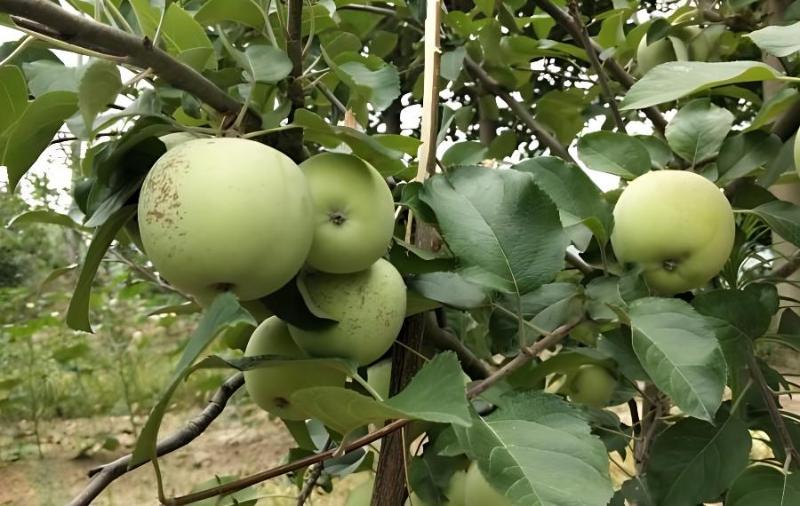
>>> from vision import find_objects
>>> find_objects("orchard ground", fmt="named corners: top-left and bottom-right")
top-left (1, 372), bottom-right (798, 506)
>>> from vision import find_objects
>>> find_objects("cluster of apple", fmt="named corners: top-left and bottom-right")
top-left (137, 137), bottom-right (407, 419)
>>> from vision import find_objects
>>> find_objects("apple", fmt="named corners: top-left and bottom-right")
top-left (794, 128), bottom-right (800, 177)
top-left (289, 258), bottom-right (406, 366)
top-left (464, 462), bottom-right (511, 506)
top-left (345, 475), bottom-right (374, 506)
top-left (610, 170), bottom-right (734, 295)
top-left (367, 359), bottom-right (393, 400)
top-left (243, 317), bottom-right (345, 420)
top-left (444, 469), bottom-right (468, 505)
top-left (300, 153), bottom-right (395, 274)
top-left (567, 364), bottom-right (618, 407)
top-left (138, 138), bottom-right (314, 302)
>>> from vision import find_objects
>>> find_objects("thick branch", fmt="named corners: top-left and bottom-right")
top-left (464, 56), bottom-right (574, 162)
top-left (69, 373), bottom-right (245, 506)
top-left (0, 0), bottom-right (260, 131)
top-left (423, 312), bottom-right (493, 380)
top-left (167, 320), bottom-right (580, 504)
top-left (532, 0), bottom-right (668, 134)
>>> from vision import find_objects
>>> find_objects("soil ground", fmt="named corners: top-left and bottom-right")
top-left (0, 403), bottom-right (359, 506)
top-left (1, 384), bottom-right (798, 506)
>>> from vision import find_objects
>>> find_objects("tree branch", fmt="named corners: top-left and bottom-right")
top-left (567, 0), bottom-right (625, 132)
top-left (0, 0), bottom-right (261, 131)
top-left (423, 312), bottom-right (493, 380)
top-left (747, 351), bottom-right (800, 465)
top-left (69, 373), bottom-right (245, 506)
top-left (165, 320), bottom-right (580, 505)
top-left (463, 56), bottom-right (575, 163)
top-left (531, 0), bottom-right (668, 134)
top-left (295, 440), bottom-right (332, 505)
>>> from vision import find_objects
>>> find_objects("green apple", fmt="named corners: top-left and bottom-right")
top-left (289, 258), bottom-right (406, 366)
top-left (567, 364), bottom-right (617, 407)
top-left (345, 475), bottom-right (374, 506)
top-left (243, 317), bottom-right (345, 420)
top-left (367, 359), bottom-right (393, 400)
top-left (445, 469), bottom-right (468, 505)
top-left (300, 153), bottom-right (395, 274)
top-left (464, 462), bottom-right (511, 506)
top-left (611, 170), bottom-right (735, 295)
top-left (688, 25), bottom-right (725, 62)
top-left (138, 138), bottom-right (314, 302)
top-left (635, 37), bottom-right (676, 76)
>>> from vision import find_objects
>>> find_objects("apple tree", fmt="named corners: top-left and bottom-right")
top-left (2, 0), bottom-right (800, 505)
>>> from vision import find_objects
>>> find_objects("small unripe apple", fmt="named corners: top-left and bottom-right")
top-left (611, 170), bottom-right (735, 295)
top-left (138, 138), bottom-right (314, 302)
top-left (289, 259), bottom-right (406, 366)
top-left (464, 462), bottom-right (511, 506)
top-left (300, 153), bottom-right (395, 274)
top-left (635, 37), bottom-right (677, 76)
top-left (567, 364), bottom-right (618, 407)
top-left (345, 475), bottom-right (374, 506)
top-left (243, 317), bottom-right (345, 420)
top-left (794, 128), bottom-right (800, 176)
top-left (445, 469), bottom-right (468, 505)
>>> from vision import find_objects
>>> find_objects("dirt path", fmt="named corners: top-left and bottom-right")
top-left (0, 404), bottom-right (355, 505)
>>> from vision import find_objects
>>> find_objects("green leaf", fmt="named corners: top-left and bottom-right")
top-left (130, 293), bottom-right (254, 467)
top-left (441, 141), bottom-right (488, 167)
top-left (22, 61), bottom-right (82, 96)
top-left (620, 61), bottom-right (782, 110)
top-left (293, 110), bottom-right (405, 176)
top-left (194, 0), bottom-right (265, 28)
top-left (1, 91), bottom-right (78, 190)
top-left (577, 131), bottom-right (650, 179)
top-left (292, 352), bottom-right (471, 434)
top-left (726, 465), bottom-right (800, 505)
top-left (130, 0), bottom-right (214, 70)
top-left (8, 210), bottom-right (86, 231)
top-left (746, 22), bottom-right (800, 57)
top-left (0, 65), bottom-right (28, 136)
top-left (419, 166), bottom-right (566, 294)
top-left (66, 206), bottom-right (136, 332)
top-left (78, 60), bottom-right (122, 130)
top-left (189, 475), bottom-right (260, 506)
top-left (748, 88), bottom-right (800, 131)
top-left (534, 89), bottom-right (587, 145)
top-left (693, 287), bottom-right (772, 398)
top-left (407, 272), bottom-right (487, 309)
top-left (646, 409), bottom-right (751, 505)
top-left (664, 99), bottom-right (733, 166)
top-left (441, 47), bottom-right (466, 81)
top-left (635, 135), bottom-right (673, 170)
top-left (515, 157), bottom-right (614, 245)
top-left (747, 200), bottom-right (800, 247)
top-left (716, 131), bottom-right (782, 186)
top-left (240, 45), bottom-right (293, 83)
top-left (628, 297), bottom-right (727, 421)
top-left (453, 402), bottom-right (614, 506)
top-left (330, 54), bottom-right (400, 111)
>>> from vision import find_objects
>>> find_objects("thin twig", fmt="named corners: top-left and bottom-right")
top-left (422, 313), bottom-right (493, 380)
top-left (296, 439), bottom-right (332, 505)
top-left (0, 34), bottom-right (33, 66)
top-left (531, 0), bottom-right (668, 134)
top-left (463, 56), bottom-right (575, 162)
top-left (567, 0), bottom-right (625, 132)
top-left (69, 373), bottom-right (245, 506)
top-left (49, 131), bottom-right (121, 145)
top-left (315, 82), bottom-right (347, 115)
top-left (164, 320), bottom-right (580, 505)
top-left (772, 251), bottom-right (800, 280)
